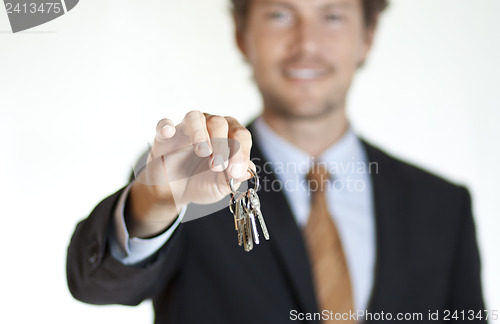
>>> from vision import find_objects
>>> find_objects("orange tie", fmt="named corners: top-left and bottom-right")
top-left (303, 163), bottom-right (354, 322)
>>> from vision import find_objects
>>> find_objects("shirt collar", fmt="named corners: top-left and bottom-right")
top-left (252, 116), bottom-right (367, 180)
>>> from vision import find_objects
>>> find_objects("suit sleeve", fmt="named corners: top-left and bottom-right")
top-left (66, 187), bottom-right (186, 305)
top-left (447, 187), bottom-right (487, 321)
top-left (109, 182), bottom-right (187, 265)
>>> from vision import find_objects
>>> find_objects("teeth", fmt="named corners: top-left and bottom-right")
top-left (285, 69), bottom-right (326, 80)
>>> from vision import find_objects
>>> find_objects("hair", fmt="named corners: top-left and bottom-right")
top-left (231, 0), bottom-right (389, 30)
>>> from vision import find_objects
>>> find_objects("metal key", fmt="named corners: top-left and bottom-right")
top-left (230, 193), bottom-right (246, 247)
top-left (234, 196), bottom-right (244, 246)
top-left (241, 216), bottom-right (248, 249)
top-left (245, 202), bottom-right (260, 245)
top-left (244, 210), bottom-right (254, 252)
top-left (247, 188), bottom-right (270, 241)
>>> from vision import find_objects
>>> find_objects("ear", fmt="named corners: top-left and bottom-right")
top-left (358, 16), bottom-right (379, 68)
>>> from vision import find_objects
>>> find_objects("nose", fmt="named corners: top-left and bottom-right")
top-left (290, 17), bottom-right (320, 58)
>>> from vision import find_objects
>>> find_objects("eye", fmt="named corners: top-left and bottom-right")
top-left (325, 13), bottom-right (343, 22)
top-left (267, 10), bottom-right (291, 21)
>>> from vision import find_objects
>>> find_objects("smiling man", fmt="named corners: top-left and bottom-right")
top-left (242, 0), bottom-right (369, 120)
top-left (67, 0), bottom-right (486, 323)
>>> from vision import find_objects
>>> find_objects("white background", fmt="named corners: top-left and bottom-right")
top-left (1, 0), bottom-right (499, 323)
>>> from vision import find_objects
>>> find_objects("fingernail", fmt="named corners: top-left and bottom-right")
top-left (160, 125), bottom-right (175, 138)
top-left (229, 164), bottom-right (245, 178)
top-left (196, 142), bottom-right (210, 155)
top-left (212, 154), bottom-right (225, 168)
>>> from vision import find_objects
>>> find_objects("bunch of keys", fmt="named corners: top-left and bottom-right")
top-left (228, 168), bottom-right (270, 252)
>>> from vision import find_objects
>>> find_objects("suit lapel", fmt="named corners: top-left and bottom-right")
top-left (247, 121), bottom-right (319, 318)
top-left (360, 139), bottom-right (410, 316)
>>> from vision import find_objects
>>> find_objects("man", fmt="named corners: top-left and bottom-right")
top-left (67, 0), bottom-right (486, 323)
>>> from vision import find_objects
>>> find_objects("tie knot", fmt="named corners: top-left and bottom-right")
top-left (307, 163), bottom-right (330, 192)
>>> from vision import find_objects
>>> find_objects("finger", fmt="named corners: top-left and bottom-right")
top-left (232, 160), bottom-right (255, 183)
top-left (156, 118), bottom-right (176, 139)
top-left (205, 114), bottom-right (230, 172)
top-left (182, 110), bottom-right (212, 157)
top-left (249, 160), bottom-right (257, 176)
top-left (229, 160), bottom-right (257, 194)
top-left (149, 118), bottom-right (178, 161)
top-left (225, 116), bottom-right (252, 179)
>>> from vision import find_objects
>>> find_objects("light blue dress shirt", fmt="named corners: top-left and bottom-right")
top-left (110, 116), bottom-right (376, 311)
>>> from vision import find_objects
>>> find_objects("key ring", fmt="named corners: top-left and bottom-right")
top-left (228, 168), bottom-right (259, 215)
top-left (229, 167), bottom-right (259, 197)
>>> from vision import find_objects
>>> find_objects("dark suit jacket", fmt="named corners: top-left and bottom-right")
top-left (67, 121), bottom-right (486, 323)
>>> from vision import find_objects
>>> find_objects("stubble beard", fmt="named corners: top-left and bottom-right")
top-left (261, 91), bottom-right (341, 122)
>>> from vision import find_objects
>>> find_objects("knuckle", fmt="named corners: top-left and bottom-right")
top-left (224, 116), bottom-right (237, 123)
top-left (230, 127), bottom-right (251, 139)
top-left (206, 115), bottom-right (228, 128)
top-left (185, 110), bottom-right (204, 122)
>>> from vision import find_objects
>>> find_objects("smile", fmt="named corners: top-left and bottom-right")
top-left (283, 68), bottom-right (330, 80)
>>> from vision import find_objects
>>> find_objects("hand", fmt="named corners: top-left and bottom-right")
top-left (127, 111), bottom-right (255, 237)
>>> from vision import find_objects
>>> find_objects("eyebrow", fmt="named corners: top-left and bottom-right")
top-left (321, 2), bottom-right (356, 11)
top-left (259, 1), bottom-right (296, 10)
top-left (258, 1), bottom-right (355, 11)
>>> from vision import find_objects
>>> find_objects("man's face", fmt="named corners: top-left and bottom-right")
top-left (238, 0), bottom-right (374, 120)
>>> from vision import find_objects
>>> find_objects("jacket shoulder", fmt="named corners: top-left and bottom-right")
top-left (360, 138), bottom-right (469, 198)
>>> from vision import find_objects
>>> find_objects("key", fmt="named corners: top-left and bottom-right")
top-left (248, 188), bottom-right (270, 241)
top-left (243, 193), bottom-right (260, 245)
top-left (231, 194), bottom-right (239, 231)
top-left (243, 208), bottom-right (254, 252)
top-left (234, 197), bottom-right (244, 246)
top-left (248, 207), bottom-right (260, 245)
top-left (230, 193), bottom-right (246, 247)
top-left (241, 215), bottom-right (250, 251)
top-left (241, 217), bottom-right (248, 249)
